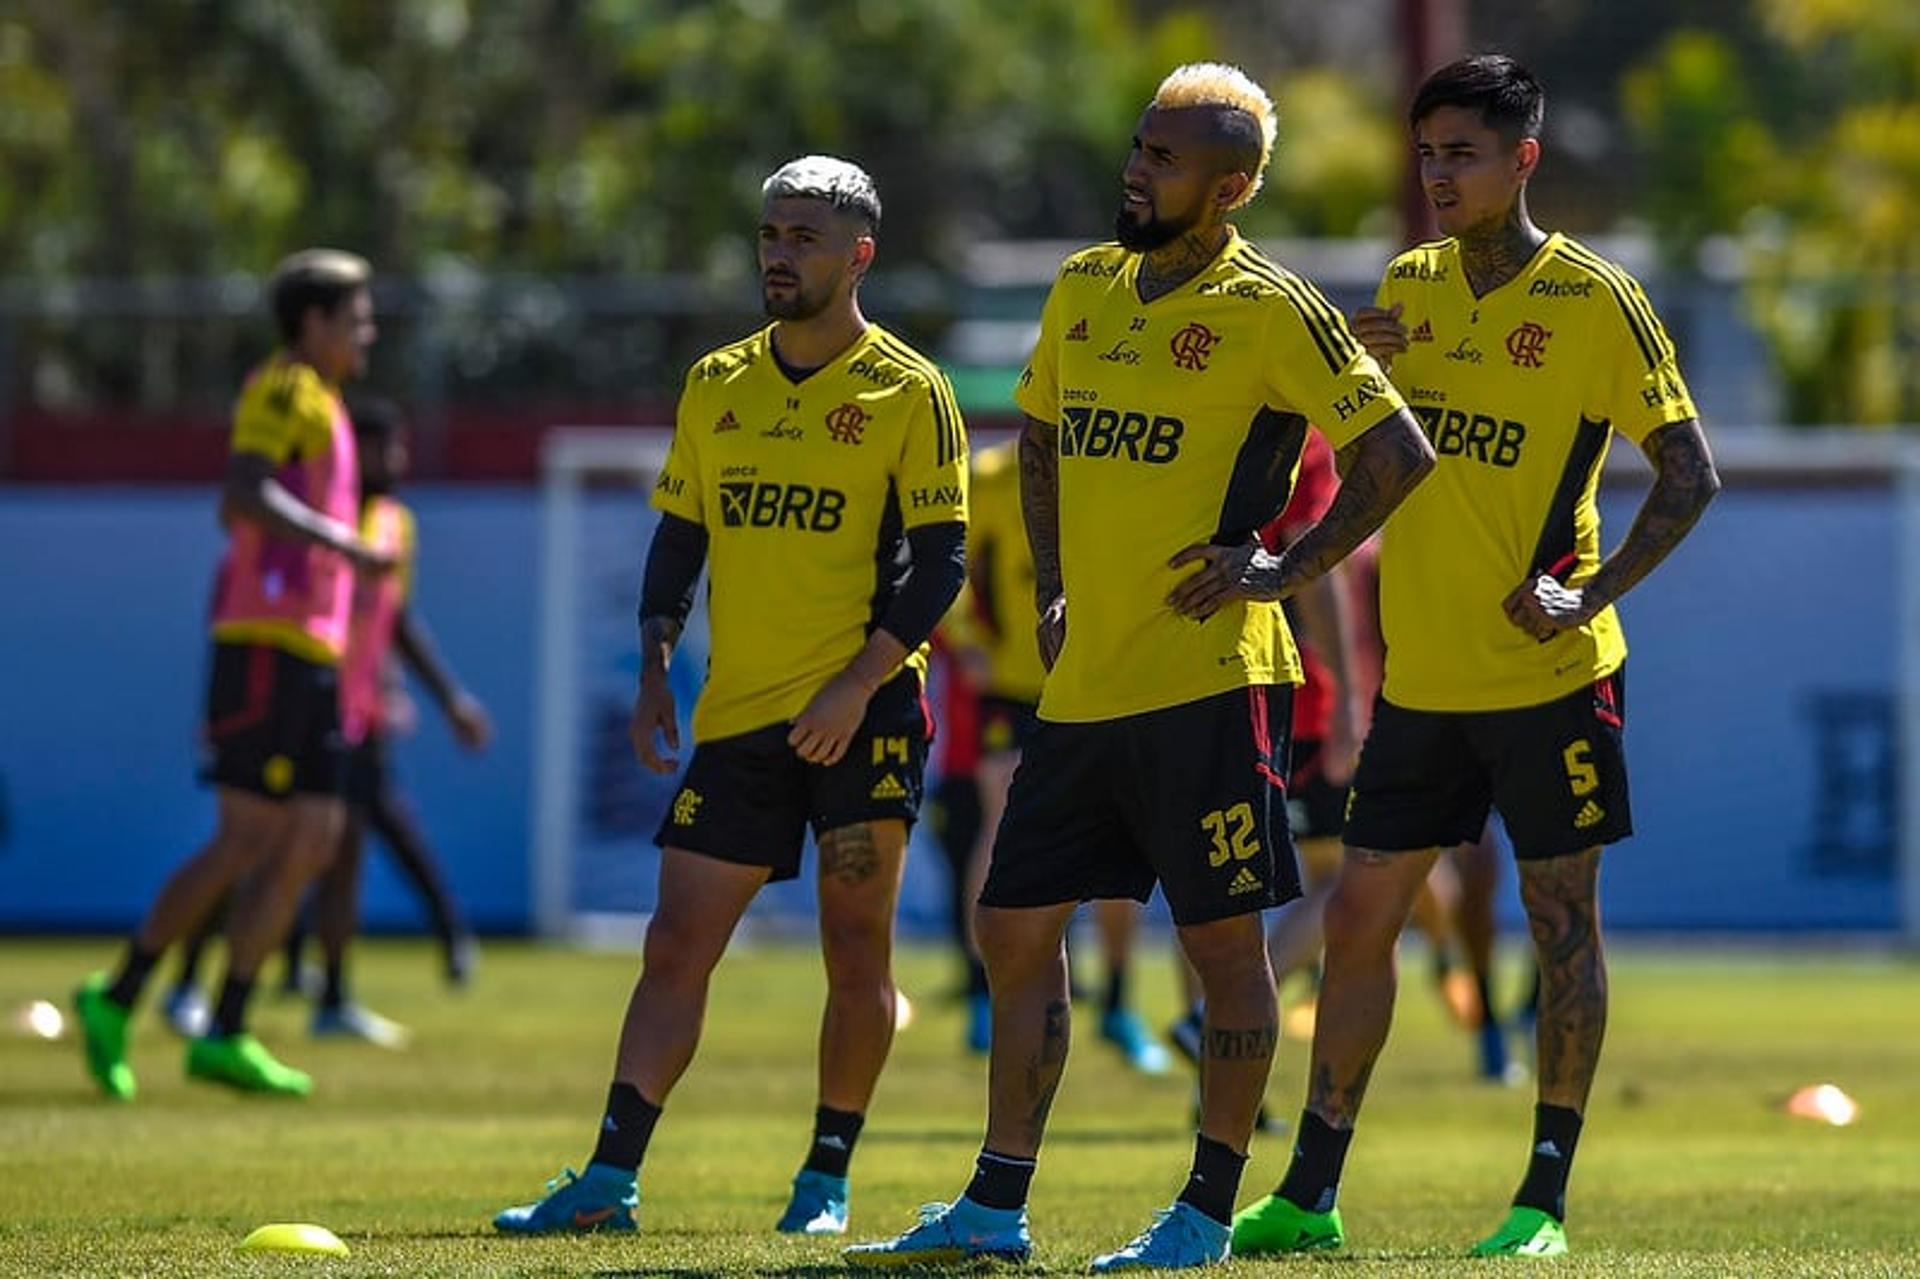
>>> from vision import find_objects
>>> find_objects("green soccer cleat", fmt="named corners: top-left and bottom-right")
top-left (185, 1033), bottom-right (313, 1097)
top-left (73, 973), bottom-right (137, 1102)
top-left (1470, 1206), bottom-right (1568, 1257)
top-left (1229, 1193), bottom-right (1343, 1255)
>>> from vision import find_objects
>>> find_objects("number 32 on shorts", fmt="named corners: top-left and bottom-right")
top-left (1201, 802), bottom-right (1261, 867)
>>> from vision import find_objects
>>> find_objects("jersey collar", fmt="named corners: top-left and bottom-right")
top-left (1122, 226), bottom-right (1245, 305)
top-left (1446, 230), bottom-right (1564, 305)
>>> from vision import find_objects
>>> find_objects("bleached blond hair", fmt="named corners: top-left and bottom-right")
top-left (1150, 62), bottom-right (1278, 209)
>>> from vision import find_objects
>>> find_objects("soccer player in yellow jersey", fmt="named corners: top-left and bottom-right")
top-left (495, 157), bottom-right (969, 1240)
top-left (1231, 56), bottom-right (1721, 1260)
top-left (72, 250), bottom-right (394, 1101)
top-left (852, 64), bottom-right (1434, 1271)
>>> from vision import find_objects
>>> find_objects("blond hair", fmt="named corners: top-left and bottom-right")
top-left (1150, 63), bottom-right (1277, 209)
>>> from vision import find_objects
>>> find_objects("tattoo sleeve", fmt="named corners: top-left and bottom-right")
top-left (1276, 408), bottom-right (1435, 596)
top-left (1581, 419), bottom-right (1719, 610)
top-left (1019, 413), bottom-right (1063, 609)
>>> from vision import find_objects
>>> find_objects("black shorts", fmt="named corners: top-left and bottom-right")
top-left (1287, 737), bottom-right (1348, 841)
top-left (199, 641), bottom-right (348, 799)
top-left (978, 695), bottom-right (1040, 757)
top-left (981, 685), bottom-right (1301, 926)
top-left (1345, 670), bottom-right (1631, 860)
top-left (654, 669), bottom-right (932, 881)
top-left (344, 733), bottom-right (389, 811)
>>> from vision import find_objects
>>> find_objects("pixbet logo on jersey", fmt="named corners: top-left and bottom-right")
top-left (1059, 406), bottom-right (1183, 463)
top-left (718, 482), bottom-right (847, 531)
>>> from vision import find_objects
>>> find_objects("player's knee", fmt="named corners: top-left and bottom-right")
top-left (820, 914), bottom-right (891, 987)
top-left (641, 913), bottom-right (725, 987)
top-left (1323, 880), bottom-right (1402, 956)
top-left (1179, 915), bottom-right (1269, 988)
top-left (974, 906), bottom-right (1061, 979)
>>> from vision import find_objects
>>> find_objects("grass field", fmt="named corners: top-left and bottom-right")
top-left (3, 937), bottom-right (1917, 1276)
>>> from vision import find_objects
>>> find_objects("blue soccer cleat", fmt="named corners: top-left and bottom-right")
top-left (493, 1163), bottom-right (638, 1235)
top-left (1101, 1007), bottom-right (1172, 1075)
top-left (776, 1168), bottom-right (849, 1235)
top-left (1091, 1202), bottom-right (1230, 1271)
top-left (844, 1196), bottom-right (1031, 1266)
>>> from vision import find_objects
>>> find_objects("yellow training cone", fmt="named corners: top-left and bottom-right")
top-left (237, 1223), bottom-right (351, 1256)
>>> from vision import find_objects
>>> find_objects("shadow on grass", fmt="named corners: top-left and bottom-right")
top-left (866, 1127), bottom-right (1181, 1146)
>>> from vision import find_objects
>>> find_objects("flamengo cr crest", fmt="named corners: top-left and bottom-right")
top-left (1505, 322), bottom-right (1552, 368)
top-left (825, 401), bottom-right (869, 444)
top-left (1169, 322), bottom-right (1220, 371)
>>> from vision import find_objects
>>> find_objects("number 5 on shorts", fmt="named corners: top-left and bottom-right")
top-left (1201, 802), bottom-right (1260, 867)
top-left (1563, 739), bottom-right (1599, 797)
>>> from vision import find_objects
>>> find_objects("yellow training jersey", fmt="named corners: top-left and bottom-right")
top-left (1015, 229), bottom-right (1407, 723)
top-left (652, 322), bottom-right (969, 743)
top-left (963, 440), bottom-right (1047, 703)
top-left (1374, 232), bottom-right (1698, 711)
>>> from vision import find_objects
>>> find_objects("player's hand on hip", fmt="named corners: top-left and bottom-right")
top-left (1502, 573), bottom-right (1595, 643)
top-left (449, 693), bottom-right (493, 751)
top-left (1036, 595), bottom-right (1067, 671)
top-left (629, 673), bottom-right (680, 774)
top-left (788, 671), bottom-right (873, 767)
top-left (1350, 302), bottom-right (1407, 370)
top-left (1166, 541), bottom-right (1282, 620)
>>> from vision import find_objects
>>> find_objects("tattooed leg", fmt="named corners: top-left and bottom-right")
top-left (815, 820), bottom-right (910, 1112)
top-left (977, 901), bottom-right (1078, 1157)
top-left (1517, 847), bottom-right (1606, 1112)
top-left (1179, 912), bottom-right (1278, 1152)
top-left (1304, 846), bottom-right (1440, 1127)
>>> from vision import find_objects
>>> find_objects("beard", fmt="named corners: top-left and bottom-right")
top-left (762, 274), bottom-right (833, 321)
top-left (1113, 201), bottom-right (1198, 252)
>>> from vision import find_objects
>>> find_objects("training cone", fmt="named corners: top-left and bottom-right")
top-left (237, 1223), bottom-right (350, 1256)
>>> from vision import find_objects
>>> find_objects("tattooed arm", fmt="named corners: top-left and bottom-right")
top-left (1019, 413), bottom-right (1068, 669)
top-left (1504, 419), bottom-right (1719, 640)
top-left (1166, 408), bottom-right (1434, 620)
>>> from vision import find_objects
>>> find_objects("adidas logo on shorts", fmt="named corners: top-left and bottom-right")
top-left (1228, 866), bottom-right (1263, 897)
top-left (870, 773), bottom-right (908, 801)
top-left (1574, 799), bottom-right (1606, 830)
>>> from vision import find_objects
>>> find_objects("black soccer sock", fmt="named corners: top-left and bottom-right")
top-left (966, 956), bottom-right (990, 997)
top-left (209, 974), bottom-right (255, 1038)
top-left (589, 1082), bottom-right (662, 1174)
top-left (1512, 1104), bottom-right (1583, 1221)
top-left (1275, 1111), bottom-right (1355, 1214)
top-left (801, 1105), bottom-right (865, 1178)
top-left (964, 1148), bottom-right (1036, 1210)
top-left (105, 942), bottom-right (161, 1010)
top-left (1475, 972), bottom-right (1498, 1027)
top-left (320, 958), bottom-right (347, 1012)
top-left (1103, 964), bottom-right (1129, 1016)
top-left (1177, 1134), bottom-right (1247, 1226)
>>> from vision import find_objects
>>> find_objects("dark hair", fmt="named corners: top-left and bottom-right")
top-left (268, 248), bottom-right (371, 345)
top-left (349, 395), bottom-right (404, 443)
top-left (1410, 55), bottom-right (1544, 144)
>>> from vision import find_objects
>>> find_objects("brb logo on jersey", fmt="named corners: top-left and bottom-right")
top-left (1059, 406), bottom-right (1183, 463)
top-left (1169, 322), bottom-right (1220, 371)
top-left (718, 482), bottom-right (846, 531)
top-left (1412, 405), bottom-right (1528, 468)
top-left (825, 402), bottom-right (868, 445)
top-left (1505, 322), bottom-right (1552, 368)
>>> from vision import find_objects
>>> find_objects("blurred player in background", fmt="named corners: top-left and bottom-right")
top-left (494, 155), bottom-right (969, 1240)
top-left (1231, 55), bottom-right (1719, 1259)
top-left (945, 438), bottom-right (1169, 1072)
top-left (923, 631), bottom-right (986, 1016)
top-left (161, 398), bottom-right (492, 1046)
top-left (73, 249), bottom-right (392, 1100)
top-left (852, 63), bottom-right (1432, 1271)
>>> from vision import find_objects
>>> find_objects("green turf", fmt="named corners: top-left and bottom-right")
top-left (3, 938), bottom-right (1917, 1275)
